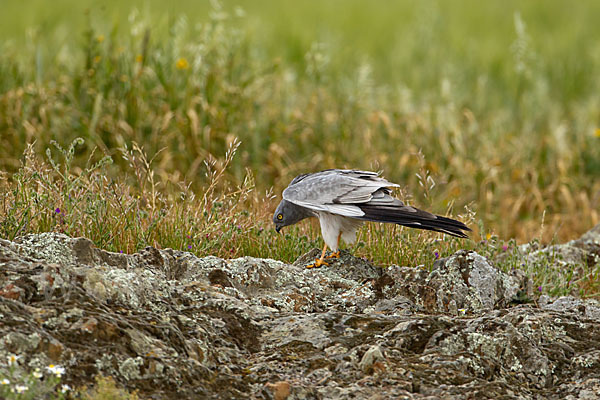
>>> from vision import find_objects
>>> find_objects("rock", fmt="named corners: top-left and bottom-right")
top-left (507, 223), bottom-right (600, 290)
top-left (264, 381), bottom-right (291, 400)
top-left (358, 345), bottom-right (385, 373)
top-left (541, 296), bottom-right (600, 319)
top-left (0, 226), bottom-right (599, 399)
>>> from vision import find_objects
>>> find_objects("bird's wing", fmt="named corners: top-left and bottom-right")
top-left (283, 169), bottom-right (399, 217)
top-left (356, 187), bottom-right (471, 238)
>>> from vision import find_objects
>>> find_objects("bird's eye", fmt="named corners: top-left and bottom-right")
top-left (277, 214), bottom-right (283, 220)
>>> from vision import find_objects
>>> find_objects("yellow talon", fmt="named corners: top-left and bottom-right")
top-left (307, 238), bottom-right (340, 269)
top-left (306, 258), bottom-right (330, 269)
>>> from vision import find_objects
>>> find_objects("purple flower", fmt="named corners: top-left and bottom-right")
top-left (55, 208), bottom-right (61, 214)
top-left (187, 244), bottom-right (192, 249)
top-left (237, 224), bottom-right (242, 230)
top-left (537, 286), bottom-right (542, 292)
top-left (502, 245), bottom-right (508, 251)
top-left (119, 250), bottom-right (123, 254)
top-left (434, 251), bottom-right (440, 259)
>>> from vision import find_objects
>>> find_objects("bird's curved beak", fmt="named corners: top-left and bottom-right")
top-left (276, 226), bottom-right (282, 233)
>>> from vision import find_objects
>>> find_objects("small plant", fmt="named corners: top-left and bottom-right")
top-left (79, 375), bottom-right (138, 400)
top-left (0, 355), bottom-right (70, 400)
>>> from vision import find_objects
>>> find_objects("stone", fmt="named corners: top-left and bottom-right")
top-left (0, 226), bottom-right (599, 398)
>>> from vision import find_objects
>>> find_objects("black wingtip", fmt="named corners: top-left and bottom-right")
top-left (358, 204), bottom-right (471, 238)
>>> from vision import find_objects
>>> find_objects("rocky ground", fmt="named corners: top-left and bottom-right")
top-left (1, 225), bottom-right (600, 399)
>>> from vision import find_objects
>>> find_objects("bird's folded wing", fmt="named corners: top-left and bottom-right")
top-left (283, 169), bottom-right (400, 216)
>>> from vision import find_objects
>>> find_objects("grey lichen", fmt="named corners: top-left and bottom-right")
top-left (118, 357), bottom-right (144, 381)
top-left (1, 224), bottom-right (600, 398)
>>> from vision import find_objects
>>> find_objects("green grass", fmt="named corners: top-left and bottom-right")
top-left (1, 1), bottom-right (599, 297)
top-left (0, 356), bottom-right (137, 400)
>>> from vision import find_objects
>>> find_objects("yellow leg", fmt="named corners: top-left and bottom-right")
top-left (325, 232), bottom-right (342, 259)
top-left (306, 243), bottom-right (330, 269)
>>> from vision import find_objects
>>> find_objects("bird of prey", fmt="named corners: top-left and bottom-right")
top-left (273, 169), bottom-right (470, 268)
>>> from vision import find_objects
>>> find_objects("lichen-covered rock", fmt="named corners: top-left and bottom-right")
top-left (0, 226), bottom-right (599, 399)
top-left (510, 223), bottom-right (600, 289)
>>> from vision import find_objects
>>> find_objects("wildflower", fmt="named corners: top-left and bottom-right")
top-left (32, 368), bottom-right (43, 379)
top-left (47, 364), bottom-right (66, 377)
top-left (61, 384), bottom-right (72, 393)
top-left (7, 354), bottom-right (20, 366)
top-left (502, 245), bottom-right (508, 251)
top-left (1, 378), bottom-right (9, 385)
top-left (93, 55), bottom-right (102, 64)
top-left (595, 128), bottom-right (600, 138)
top-left (434, 251), bottom-right (440, 259)
top-left (176, 57), bottom-right (190, 70)
top-left (55, 208), bottom-right (61, 214)
top-left (96, 34), bottom-right (105, 43)
top-left (486, 233), bottom-right (492, 240)
top-left (15, 385), bottom-right (28, 394)
top-left (187, 244), bottom-right (192, 249)
top-left (537, 286), bottom-right (542, 292)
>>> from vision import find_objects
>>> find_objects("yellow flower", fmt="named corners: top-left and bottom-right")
top-left (15, 385), bottom-right (28, 394)
top-left (93, 55), bottom-right (101, 64)
top-left (47, 364), bottom-right (65, 377)
top-left (486, 233), bottom-right (492, 240)
top-left (135, 54), bottom-right (143, 63)
top-left (7, 354), bottom-right (20, 366)
top-left (96, 34), bottom-right (105, 43)
top-left (176, 57), bottom-right (190, 70)
top-left (595, 128), bottom-right (600, 138)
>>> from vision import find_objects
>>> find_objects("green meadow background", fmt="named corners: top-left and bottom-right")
top-left (1, 0), bottom-right (599, 296)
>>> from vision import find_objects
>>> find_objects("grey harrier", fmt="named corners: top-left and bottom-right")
top-left (273, 169), bottom-right (470, 268)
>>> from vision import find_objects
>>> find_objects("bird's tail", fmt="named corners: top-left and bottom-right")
top-left (357, 204), bottom-right (471, 238)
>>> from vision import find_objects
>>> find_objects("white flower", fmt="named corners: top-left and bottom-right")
top-left (32, 368), bottom-right (43, 379)
top-left (61, 384), bottom-right (72, 393)
top-left (15, 384), bottom-right (28, 393)
top-left (1, 378), bottom-right (9, 385)
top-left (7, 354), bottom-right (20, 366)
top-left (46, 364), bottom-right (66, 377)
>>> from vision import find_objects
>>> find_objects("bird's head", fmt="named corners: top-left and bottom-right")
top-left (273, 199), bottom-right (312, 233)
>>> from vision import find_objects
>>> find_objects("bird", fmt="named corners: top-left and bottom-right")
top-left (273, 169), bottom-right (470, 268)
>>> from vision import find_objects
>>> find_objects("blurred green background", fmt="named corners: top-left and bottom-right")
top-left (3, 0), bottom-right (600, 89)
top-left (1, 0), bottom-right (599, 243)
